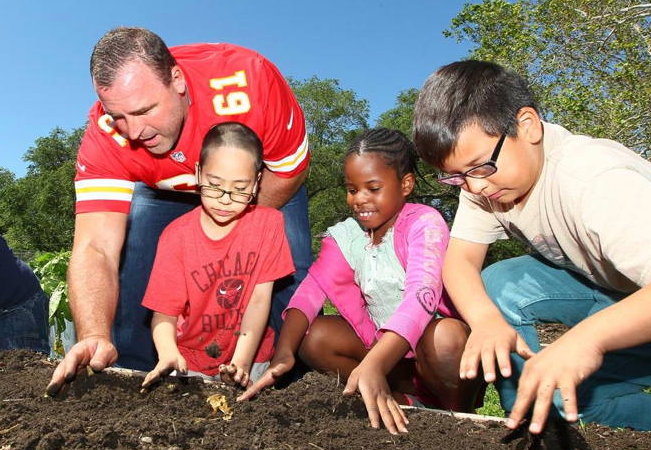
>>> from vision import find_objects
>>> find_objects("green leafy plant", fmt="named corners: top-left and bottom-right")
top-left (31, 250), bottom-right (72, 356)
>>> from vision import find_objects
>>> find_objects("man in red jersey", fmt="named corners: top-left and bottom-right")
top-left (47, 27), bottom-right (311, 392)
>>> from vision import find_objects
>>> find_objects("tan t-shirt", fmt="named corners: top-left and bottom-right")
top-left (451, 122), bottom-right (651, 293)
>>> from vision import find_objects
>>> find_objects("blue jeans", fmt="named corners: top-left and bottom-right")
top-left (0, 288), bottom-right (49, 354)
top-left (113, 183), bottom-right (312, 371)
top-left (482, 254), bottom-right (651, 430)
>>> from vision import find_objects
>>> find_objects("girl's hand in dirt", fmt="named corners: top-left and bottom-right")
top-left (507, 336), bottom-right (603, 434)
top-left (142, 354), bottom-right (188, 389)
top-left (46, 336), bottom-right (117, 396)
top-left (237, 353), bottom-right (295, 401)
top-left (343, 362), bottom-right (408, 435)
top-left (460, 321), bottom-right (535, 383)
top-left (219, 362), bottom-right (250, 388)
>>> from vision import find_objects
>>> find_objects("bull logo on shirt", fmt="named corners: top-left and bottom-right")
top-left (216, 278), bottom-right (244, 309)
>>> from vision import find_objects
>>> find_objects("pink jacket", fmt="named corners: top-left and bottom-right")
top-left (284, 203), bottom-right (459, 354)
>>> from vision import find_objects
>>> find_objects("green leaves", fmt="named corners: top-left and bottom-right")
top-left (31, 250), bottom-right (72, 356)
top-left (447, 0), bottom-right (651, 159)
top-left (0, 126), bottom-right (82, 256)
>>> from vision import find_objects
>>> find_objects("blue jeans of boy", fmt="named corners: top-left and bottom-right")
top-left (113, 183), bottom-right (312, 371)
top-left (0, 288), bottom-right (49, 354)
top-left (482, 254), bottom-right (651, 430)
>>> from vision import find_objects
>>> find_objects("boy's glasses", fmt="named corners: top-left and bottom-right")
top-left (437, 133), bottom-right (507, 186)
top-left (198, 185), bottom-right (255, 204)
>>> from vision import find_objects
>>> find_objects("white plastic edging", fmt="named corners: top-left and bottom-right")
top-left (400, 405), bottom-right (508, 423)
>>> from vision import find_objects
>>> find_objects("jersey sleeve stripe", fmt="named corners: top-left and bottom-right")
top-left (76, 192), bottom-right (134, 202)
top-left (75, 179), bottom-right (136, 189)
top-left (263, 133), bottom-right (309, 173)
top-left (74, 179), bottom-right (135, 203)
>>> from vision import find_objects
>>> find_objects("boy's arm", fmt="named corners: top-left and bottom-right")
top-left (509, 282), bottom-right (651, 434)
top-left (444, 237), bottom-right (534, 382)
top-left (228, 281), bottom-right (274, 383)
top-left (142, 312), bottom-right (186, 388)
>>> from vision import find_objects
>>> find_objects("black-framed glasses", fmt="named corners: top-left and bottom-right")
top-left (437, 133), bottom-right (507, 186)
top-left (198, 184), bottom-right (256, 204)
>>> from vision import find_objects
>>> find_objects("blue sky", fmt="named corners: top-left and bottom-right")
top-left (0, 1), bottom-right (475, 177)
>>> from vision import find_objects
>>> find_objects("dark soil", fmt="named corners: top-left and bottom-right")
top-left (1, 349), bottom-right (650, 450)
top-left (537, 323), bottom-right (571, 346)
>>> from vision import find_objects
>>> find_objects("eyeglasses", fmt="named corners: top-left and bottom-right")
top-left (198, 185), bottom-right (256, 204)
top-left (437, 133), bottom-right (507, 186)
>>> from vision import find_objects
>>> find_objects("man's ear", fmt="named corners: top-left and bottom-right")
top-left (516, 107), bottom-right (543, 145)
top-left (401, 172), bottom-right (416, 197)
top-left (171, 65), bottom-right (186, 95)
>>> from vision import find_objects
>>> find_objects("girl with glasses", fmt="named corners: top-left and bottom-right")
top-left (140, 122), bottom-right (294, 388)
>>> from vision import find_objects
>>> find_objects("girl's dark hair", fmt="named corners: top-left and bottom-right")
top-left (413, 60), bottom-right (539, 169)
top-left (200, 122), bottom-right (263, 172)
top-left (345, 128), bottom-right (418, 178)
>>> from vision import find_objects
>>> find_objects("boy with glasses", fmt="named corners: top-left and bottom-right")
top-left (413, 60), bottom-right (651, 433)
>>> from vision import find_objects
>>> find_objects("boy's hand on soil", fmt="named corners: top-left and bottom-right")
top-left (507, 337), bottom-right (603, 434)
top-left (237, 353), bottom-right (295, 401)
top-left (46, 337), bottom-right (117, 396)
top-left (142, 355), bottom-right (187, 389)
top-left (343, 363), bottom-right (408, 435)
top-left (219, 362), bottom-right (250, 388)
top-left (460, 323), bottom-right (534, 382)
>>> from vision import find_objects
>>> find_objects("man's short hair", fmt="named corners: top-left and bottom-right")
top-left (90, 27), bottom-right (177, 88)
top-left (413, 60), bottom-right (539, 169)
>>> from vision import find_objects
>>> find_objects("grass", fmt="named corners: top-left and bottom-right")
top-left (476, 383), bottom-right (506, 417)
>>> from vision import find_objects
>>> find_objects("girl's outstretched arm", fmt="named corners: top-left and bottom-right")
top-left (237, 308), bottom-right (309, 400)
top-left (343, 331), bottom-right (410, 435)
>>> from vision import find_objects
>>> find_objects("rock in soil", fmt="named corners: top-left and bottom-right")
top-left (1, 349), bottom-right (650, 450)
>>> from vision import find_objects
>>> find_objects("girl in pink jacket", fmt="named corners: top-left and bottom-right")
top-left (241, 128), bottom-right (482, 434)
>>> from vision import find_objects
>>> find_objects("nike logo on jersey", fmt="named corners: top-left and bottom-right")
top-left (77, 162), bottom-right (87, 172)
top-left (287, 109), bottom-right (294, 130)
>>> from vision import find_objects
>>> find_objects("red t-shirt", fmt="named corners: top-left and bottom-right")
top-left (75, 43), bottom-right (309, 214)
top-left (142, 205), bottom-right (294, 375)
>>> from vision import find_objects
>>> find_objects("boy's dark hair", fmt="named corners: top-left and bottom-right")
top-left (91, 27), bottom-right (177, 88)
top-left (413, 60), bottom-right (539, 169)
top-left (345, 128), bottom-right (418, 179)
top-left (200, 122), bottom-right (264, 172)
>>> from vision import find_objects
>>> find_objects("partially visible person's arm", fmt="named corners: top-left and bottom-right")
top-left (257, 166), bottom-right (308, 209)
top-left (443, 237), bottom-right (534, 384)
top-left (46, 211), bottom-right (127, 395)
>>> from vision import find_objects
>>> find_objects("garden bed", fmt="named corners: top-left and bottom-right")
top-left (1, 349), bottom-right (650, 450)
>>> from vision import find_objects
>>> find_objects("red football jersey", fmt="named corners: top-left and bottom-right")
top-left (142, 205), bottom-right (295, 375)
top-left (75, 43), bottom-right (309, 214)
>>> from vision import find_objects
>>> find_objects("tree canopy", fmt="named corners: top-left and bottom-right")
top-left (446, 0), bottom-right (651, 158)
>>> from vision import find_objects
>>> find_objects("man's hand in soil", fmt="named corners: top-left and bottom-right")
top-left (237, 352), bottom-right (295, 401)
top-left (46, 336), bottom-right (117, 396)
top-left (142, 353), bottom-right (188, 389)
top-left (507, 335), bottom-right (603, 434)
top-left (343, 362), bottom-right (408, 435)
top-left (459, 320), bottom-right (534, 383)
top-left (219, 362), bottom-right (251, 388)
